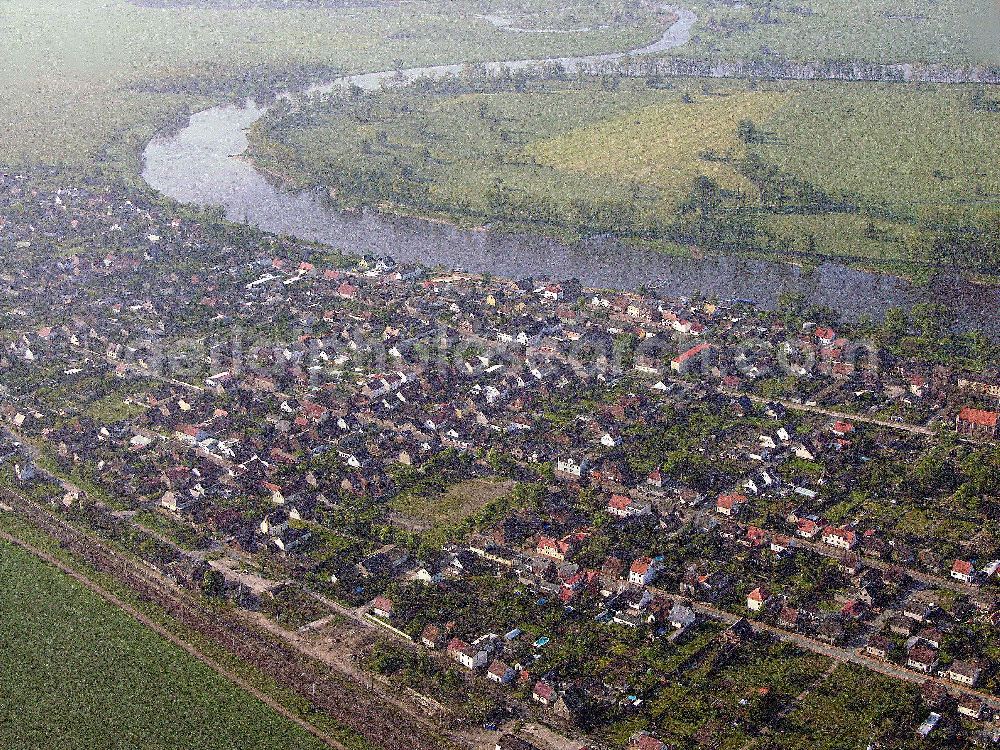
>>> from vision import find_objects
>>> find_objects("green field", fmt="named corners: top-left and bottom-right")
top-left (0, 540), bottom-right (329, 750)
top-left (0, 0), bottom-right (661, 176)
top-left (6, 0), bottom-right (999, 181)
top-left (248, 75), bottom-right (1000, 274)
top-left (678, 0), bottom-right (1000, 65)
top-left (779, 665), bottom-right (925, 750)
top-left (392, 477), bottom-right (516, 530)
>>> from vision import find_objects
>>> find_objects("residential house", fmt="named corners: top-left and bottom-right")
top-left (421, 623), bottom-right (447, 649)
top-left (532, 680), bottom-right (557, 706)
top-left (716, 492), bottom-right (748, 517)
top-left (607, 494), bottom-right (652, 519)
top-left (958, 696), bottom-right (988, 721)
top-left (447, 638), bottom-right (488, 670)
top-left (956, 407), bottom-right (999, 439)
top-left (907, 645), bottom-right (939, 674)
top-left (747, 587), bottom-right (772, 613)
top-left (865, 634), bottom-right (893, 660)
top-left (670, 342), bottom-right (713, 375)
top-left (371, 595), bottom-right (394, 620)
top-left (668, 601), bottom-right (697, 630)
top-left (903, 601), bottom-right (937, 623)
top-left (554, 456), bottom-right (589, 481)
top-left (821, 526), bottom-right (856, 550)
top-left (950, 559), bottom-right (977, 585)
top-left (537, 533), bottom-right (585, 562)
top-left (486, 659), bottom-right (516, 684)
top-left (942, 660), bottom-right (982, 687)
top-left (795, 518), bottom-right (822, 539)
top-left (629, 556), bottom-right (662, 586)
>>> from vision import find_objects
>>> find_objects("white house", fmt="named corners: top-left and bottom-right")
top-left (628, 556), bottom-right (662, 586)
top-left (447, 638), bottom-right (488, 670)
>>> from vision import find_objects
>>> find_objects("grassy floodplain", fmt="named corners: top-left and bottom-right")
top-left (0, 0), bottom-right (663, 176)
top-left (675, 0), bottom-right (1000, 65)
top-left (0, 539), bottom-right (330, 750)
top-left (247, 75), bottom-right (1000, 276)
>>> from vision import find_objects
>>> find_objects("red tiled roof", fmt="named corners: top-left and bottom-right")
top-left (824, 526), bottom-right (856, 544)
top-left (609, 494), bottom-right (632, 510)
top-left (672, 342), bottom-right (712, 364)
top-left (717, 493), bottom-right (747, 509)
top-left (533, 680), bottom-right (556, 700)
top-left (952, 559), bottom-right (974, 575)
top-left (630, 557), bottom-right (652, 574)
top-left (959, 407), bottom-right (999, 428)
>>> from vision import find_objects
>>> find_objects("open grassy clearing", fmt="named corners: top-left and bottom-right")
top-left (777, 665), bottom-right (926, 750)
top-left (392, 477), bottom-right (516, 531)
top-left (7, 0), bottom-right (994, 180)
top-left (524, 89), bottom-right (791, 198)
top-left (249, 76), bottom-right (1000, 274)
top-left (676, 0), bottom-right (1000, 66)
top-left (755, 84), bottom-right (1000, 210)
top-left (0, 0), bottom-right (662, 175)
top-left (0, 539), bottom-right (331, 750)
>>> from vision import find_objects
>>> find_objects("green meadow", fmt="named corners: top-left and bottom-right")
top-left (248, 76), bottom-right (1000, 274)
top-left (6, 0), bottom-right (998, 182)
top-left (677, 0), bottom-right (1000, 65)
top-left (0, 540), bottom-right (330, 750)
top-left (0, 0), bottom-right (661, 176)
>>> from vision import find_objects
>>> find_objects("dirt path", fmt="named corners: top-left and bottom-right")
top-left (743, 394), bottom-right (936, 437)
top-left (679, 596), bottom-right (1000, 711)
top-left (2, 485), bottom-right (451, 750)
top-left (0, 529), bottom-right (349, 750)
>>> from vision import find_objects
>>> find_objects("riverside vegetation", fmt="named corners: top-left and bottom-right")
top-left (1, 0), bottom-right (662, 179)
top-left (247, 73), bottom-right (1000, 279)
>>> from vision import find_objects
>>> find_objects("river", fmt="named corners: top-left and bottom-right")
top-left (141, 5), bottom-right (999, 329)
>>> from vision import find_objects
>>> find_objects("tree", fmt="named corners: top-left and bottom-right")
top-left (201, 569), bottom-right (225, 598)
top-left (879, 307), bottom-right (908, 347)
top-left (910, 302), bottom-right (954, 340)
top-left (737, 118), bottom-right (758, 144)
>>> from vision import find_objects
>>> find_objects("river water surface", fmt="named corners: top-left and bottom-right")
top-left (141, 6), bottom-right (999, 329)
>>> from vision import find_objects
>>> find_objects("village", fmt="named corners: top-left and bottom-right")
top-left (3, 169), bottom-right (1000, 750)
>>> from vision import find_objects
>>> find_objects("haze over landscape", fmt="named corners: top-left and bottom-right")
top-left (3, 2), bottom-right (1000, 749)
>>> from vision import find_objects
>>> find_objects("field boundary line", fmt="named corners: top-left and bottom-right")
top-left (0, 529), bottom-right (348, 750)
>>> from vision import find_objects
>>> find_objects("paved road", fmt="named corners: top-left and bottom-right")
top-left (69, 343), bottom-right (206, 393)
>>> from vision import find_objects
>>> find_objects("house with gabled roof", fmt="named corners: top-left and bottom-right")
top-left (956, 407), bottom-right (999, 438)
top-left (716, 492), bottom-right (747, 517)
top-left (532, 679), bottom-right (557, 706)
top-left (486, 659), bottom-right (515, 684)
top-left (950, 559), bottom-right (977, 585)
top-left (447, 638), bottom-right (488, 670)
top-left (821, 525), bottom-right (856, 550)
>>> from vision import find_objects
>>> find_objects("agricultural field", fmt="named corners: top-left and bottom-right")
top-left (677, 0), bottom-right (1000, 65)
top-left (0, 0), bottom-right (662, 175)
top-left (0, 540), bottom-right (329, 750)
top-left (248, 75), bottom-right (1000, 275)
